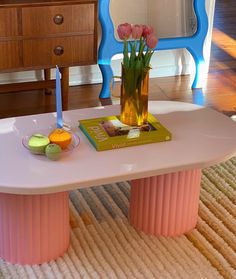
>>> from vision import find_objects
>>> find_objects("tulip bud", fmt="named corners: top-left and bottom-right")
top-left (117, 23), bottom-right (132, 40)
top-left (146, 34), bottom-right (158, 49)
top-left (142, 25), bottom-right (154, 38)
top-left (132, 24), bottom-right (143, 39)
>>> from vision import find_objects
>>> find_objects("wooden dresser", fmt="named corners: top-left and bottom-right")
top-left (0, 0), bottom-right (98, 109)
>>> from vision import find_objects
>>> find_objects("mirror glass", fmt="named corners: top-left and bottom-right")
top-left (110, 0), bottom-right (196, 40)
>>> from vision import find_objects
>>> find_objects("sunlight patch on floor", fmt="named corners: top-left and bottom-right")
top-left (212, 28), bottom-right (236, 59)
top-left (231, 115), bottom-right (236, 121)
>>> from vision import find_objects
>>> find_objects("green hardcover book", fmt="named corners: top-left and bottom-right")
top-left (79, 113), bottom-right (172, 151)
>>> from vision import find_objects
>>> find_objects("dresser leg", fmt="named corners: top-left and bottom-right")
top-left (60, 67), bottom-right (69, 110)
top-left (0, 191), bottom-right (70, 264)
top-left (129, 169), bottom-right (202, 236)
top-left (44, 69), bottom-right (53, 95)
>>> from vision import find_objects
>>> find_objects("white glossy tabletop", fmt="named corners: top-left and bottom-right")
top-left (0, 101), bottom-right (236, 194)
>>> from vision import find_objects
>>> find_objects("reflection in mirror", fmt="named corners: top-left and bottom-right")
top-left (111, 0), bottom-right (196, 40)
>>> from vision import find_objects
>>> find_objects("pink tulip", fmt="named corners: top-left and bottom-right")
top-left (142, 25), bottom-right (154, 38)
top-left (117, 23), bottom-right (132, 40)
top-left (132, 24), bottom-right (143, 39)
top-left (146, 33), bottom-right (158, 49)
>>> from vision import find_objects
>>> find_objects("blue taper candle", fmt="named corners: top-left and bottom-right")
top-left (56, 66), bottom-right (63, 128)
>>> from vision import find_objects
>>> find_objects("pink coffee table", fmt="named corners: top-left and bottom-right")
top-left (0, 101), bottom-right (235, 265)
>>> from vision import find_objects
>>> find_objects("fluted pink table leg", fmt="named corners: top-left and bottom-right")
top-left (0, 191), bottom-right (70, 265)
top-left (129, 169), bottom-right (202, 236)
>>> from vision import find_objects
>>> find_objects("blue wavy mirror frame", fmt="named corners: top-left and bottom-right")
top-left (98, 0), bottom-right (208, 99)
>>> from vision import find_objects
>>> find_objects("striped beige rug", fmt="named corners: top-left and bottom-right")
top-left (0, 157), bottom-right (235, 279)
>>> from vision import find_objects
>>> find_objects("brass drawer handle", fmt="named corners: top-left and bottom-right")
top-left (54, 46), bottom-right (64, 56)
top-left (53, 14), bottom-right (64, 25)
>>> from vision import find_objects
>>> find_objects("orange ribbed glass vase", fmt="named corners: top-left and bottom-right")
top-left (120, 67), bottom-right (149, 126)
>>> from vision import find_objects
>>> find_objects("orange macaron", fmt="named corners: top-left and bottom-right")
top-left (49, 128), bottom-right (72, 149)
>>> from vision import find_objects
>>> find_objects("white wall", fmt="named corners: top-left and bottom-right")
top-left (0, 0), bottom-right (216, 86)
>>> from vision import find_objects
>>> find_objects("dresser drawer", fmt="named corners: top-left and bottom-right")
top-left (0, 41), bottom-right (21, 70)
top-left (23, 35), bottom-right (96, 67)
top-left (0, 8), bottom-right (18, 37)
top-left (22, 4), bottom-right (95, 36)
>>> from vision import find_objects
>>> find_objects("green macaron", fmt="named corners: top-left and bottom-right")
top-left (28, 134), bottom-right (50, 154)
top-left (45, 143), bottom-right (62, 160)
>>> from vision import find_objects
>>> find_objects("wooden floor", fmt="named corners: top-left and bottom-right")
top-left (0, 0), bottom-right (236, 119)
